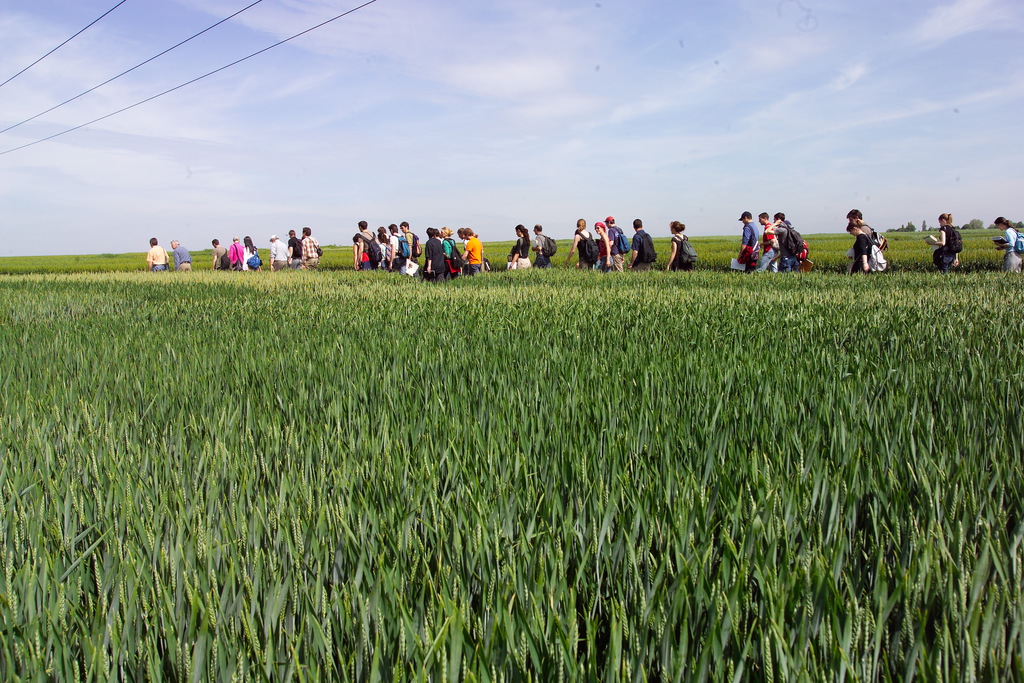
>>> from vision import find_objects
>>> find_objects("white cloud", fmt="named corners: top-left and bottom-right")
top-left (908, 0), bottom-right (1017, 45)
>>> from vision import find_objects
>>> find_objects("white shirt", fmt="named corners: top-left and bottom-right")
top-left (270, 240), bottom-right (289, 262)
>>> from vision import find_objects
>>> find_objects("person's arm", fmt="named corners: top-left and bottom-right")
top-left (666, 240), bottom-right (677, 271)
top-left (565, 235), bottom-right (580, 266)
top-left (353, 242), bottom-right (361, 270)
top-left (602, 233), bottom-right (611, 267)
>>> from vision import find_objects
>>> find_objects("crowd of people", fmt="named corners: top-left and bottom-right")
top-left (144, 210), bottom-right (1024, 275)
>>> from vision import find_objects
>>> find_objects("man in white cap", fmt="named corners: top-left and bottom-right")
top-left (269, 234), bottom-right (289, 271)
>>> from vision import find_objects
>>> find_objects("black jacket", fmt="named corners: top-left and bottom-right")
top-left (424, 237), bottom-right (446, 274)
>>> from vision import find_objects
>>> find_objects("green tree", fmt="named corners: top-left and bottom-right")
top-left (922, 219), bottom-right (929, 231)
top-left (964, 219), bottom-right (985, 230)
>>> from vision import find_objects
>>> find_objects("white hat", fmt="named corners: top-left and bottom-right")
top-left (270, 235), bottom-right (278, 240)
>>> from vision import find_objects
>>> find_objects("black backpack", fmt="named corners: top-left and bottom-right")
top-left (541, 235), bottom-right (558, 257)
top-left (444, 238), bottom-right (464, 271)
top-left (946, 227), bottom-right (963, 254)
top-left (674, 235), bottom-right (698, 266)
top-left (579, 233), bottom-right (599, 264)
top-left (638, 232), bottom-right (657, 263)
top-left (782, 226), bottom-right (804, 258)
top-left (217, 252), bottom-right (231, 270)
top-left (360, 234), bottom-right (382, 267)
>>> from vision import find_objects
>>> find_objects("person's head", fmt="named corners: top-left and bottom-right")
top-left (938, 213), bottom-right (952, 226)
top-left (758, 212), bottom-right (770, 226)
top-left (632, 218), bottom-right (643, 231)
top-left (441, 227), bottom-right (453, 239)
top-left (212, 239), bottom-right (220, 247)
top-left (243, 236), bottom-right (255, 250)
top-left (738, 211), bottom-right (752, 224)
top-left (302, 227), bottom-right (311, 237)
top-left (357, 220), bottom-right (368, 231)
top-left (576, 218), bottom-right (586, 230)
top-left (456, 228), bottom-right (467, 239)
top-left (388, 223), bottom-right (399, 235)
top-left (994, 217), bottom-right (1012, 229)
top-left (846, 209), bottom-right (863, 222)
top-left (594, 221), bottom-right (607, 234)
top-left (270, 235), bottom-right (278, 243)
top-left (149, 237), bottom-right (158, 246)
top-left (233, 236), bottom-right (240, 242)
top-left (605, 216), bottom-right (616, 227)
top-left (377, 226), bottom-right (388, 241)
top-left (426, 227), bottom-right (439, 239)
top-left (846, 222), bottom-right (863, 236)
top-left (533, 224), bottom-right (543, 234)
top-left (288, 229), bottom-right (296, 238)
top-left (670, 221), bottom-right (685, 234)
top-left (400, 221), bottom-right (410, 233)
top-left (514, 224), bottom-right (527, 239)
top-left (774, 212), bottom-right (786, 222)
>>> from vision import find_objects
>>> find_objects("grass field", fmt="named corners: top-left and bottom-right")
top-left (0, 269), bottom-right (1021, 681)
top-left (0, 229), bottom-right (1008, 275)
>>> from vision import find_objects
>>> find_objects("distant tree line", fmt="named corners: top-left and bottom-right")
top-left (887, 218), bottom-right (1022, 232)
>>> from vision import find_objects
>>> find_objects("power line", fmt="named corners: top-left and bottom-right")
top-left (0, 0), bottom-right (130, 90)
top-left (0, 0), bottom-right (380, 157)
top-left (1, 0), bottom-right (267, 136)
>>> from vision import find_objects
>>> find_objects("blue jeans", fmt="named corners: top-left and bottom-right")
top-left (534, 253), bottom-right (551, 268)
top-left (151, 264), bottom-right (168, 272)
top-left (778, 255), bottom-right (800, 272)
top-left (938, 253), bottom-right (956, 273)
top-left (465, 264), bottom-right (482, 275)
top-left (756, 248), bottom-right (778, 272)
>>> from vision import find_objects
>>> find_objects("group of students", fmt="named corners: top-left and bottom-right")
top-left (148, 209), bottom-right (1024, 275)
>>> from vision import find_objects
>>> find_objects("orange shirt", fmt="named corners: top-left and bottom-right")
top-left (465, 237), bottom-right (482, 265)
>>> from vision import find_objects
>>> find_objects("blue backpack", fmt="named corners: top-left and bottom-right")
top-left (1014, 229), bottom-right (1024, 255)
top-left (246, 251), bottom-right (261, 269)
top-left (399, 236), bottom-right (411, 259)
top-left (612, 227), bottom-right (630, 255)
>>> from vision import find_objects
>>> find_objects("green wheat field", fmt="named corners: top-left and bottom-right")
top-left (0, 234), bottom-right (1022, 681)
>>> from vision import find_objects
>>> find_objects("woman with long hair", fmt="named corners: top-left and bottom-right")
top-left (667, 221), bottom-right (695, 271)
top-left (565, 218), bottom-right (598, 269)
top-left (509, 224), bottom-right (531, 269)
top-left (243, 235), bottom-right (260, 271)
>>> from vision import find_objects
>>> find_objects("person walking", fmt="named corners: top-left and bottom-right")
top-left (509, 225), bottom-right (531, 269)
top-left (169, 240), bottom-right (191, 271)
top-left (736, 212), bottom-right (759, 272)
top-left (211, 239), bottom-right (228, 270)
top-left (566, 218), bottom-right (599, 269)
top-left (605, 216), bottom-right (626, 272)
top-left (146, 238), bottom-right (169, 272)
top-left (594, 222), bottom-right (614, 272)
top-left (288, 229), bottom-right (303, 269)
top-left (847, 221), bottom-right (872, 274)
top-left (400, 222), bottom-right (420, 272)
top-left (464, 229), bottom-right (483, 275)
top-left (269, 235), bottom-right (289, 271)
top-left (352, 221), bottom-right (377, 271)
top-left (666, 221), bottom-right (695, 271)
top-left (532, 225), bottom-right (554, 268)
top-left (755, 213), bottom-right (779, 272)
top-left (926, 213), bottom-right (960, 273)
top-left (773, 213), bottom-right (802, 273)
top-left (242, 236), bottom-right (260, 271)
top-left (440, 228), bottom-right (462, 279)
top-left (228, 236), bottom-right (245, 271)
top-left (994, 217), bottom-right (1023, 273)
top-left (423, 227), bottom-right (447, 282)
top-left (301, 227), bottom-right (320, 270)
top-left (629, 219), bottom-right (656, 271)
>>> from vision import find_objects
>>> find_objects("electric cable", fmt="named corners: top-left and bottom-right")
top-left (0, 0), bottom-right (130, 89)
top-left (0, 0), bottom-right (266, 135)
top-left (0, 0), bottom-right (380, 157)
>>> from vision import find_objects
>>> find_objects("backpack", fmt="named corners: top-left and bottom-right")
top-left (612, 228), bottom-right (630, 255)
top-left (399, 235), bottom-right (411, 259)
top-left (246, 251), bottom-right (262, 269)
top-left (411, 233), bottom-right (422, 258)
top-left (868, 245), bottom-right (888, 272)
top-left (444, 238), bottom-right (464, 272)
top-left (781, 226), bottom-right (805, 259)
top-left (677, 236), bottom-right (698, 264)
top-left (218, 252), bottom-right (231, 270)
top-left (579, 232), bottom-right (599, 264)
top-left (637, 231), bottom-right (657, 263)
top-left (945, 226), bottom-right (963, 254)
top-left (1013, 229), bottom-right (1024, 255)
top-left (360, 234), bottom-right (382, 267)
top-left (541, 235), bottom-right (558, 257)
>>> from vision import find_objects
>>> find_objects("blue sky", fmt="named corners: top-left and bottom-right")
top-left (1, 0), bottom-right (1022, 256)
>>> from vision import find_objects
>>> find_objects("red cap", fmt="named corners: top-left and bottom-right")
top-left (595, 222), bottom-right (606, 229)
top-left (605, 216), bottom-right (615, 224)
